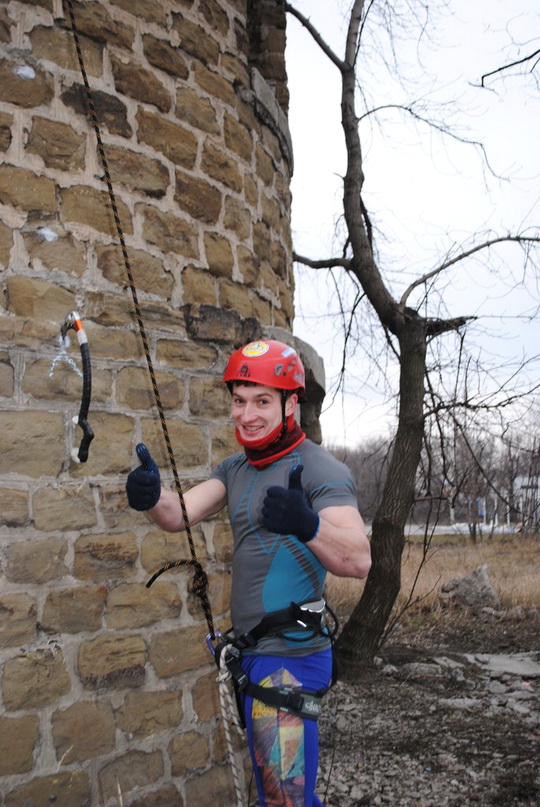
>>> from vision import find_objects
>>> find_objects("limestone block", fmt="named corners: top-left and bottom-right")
top-left (22, 222), bottom-right (87, 276)
top-left (440, 564), bottom-right (501, 610)
top-left (116, 366), bottom-right (184, 411)
top-left (182, 302), bottom-right (241, 343)
top-left (111, 53), bottom-right (171, 112)
top-left (0, 57), bottom-right (54, 108)
top-left (171, 14), bottom-right (220, 67)
top-left (192, 670), bottom-right (220, 722)
top-left (209, 423), bottom-right (239, 465)
top-left (174, 170), bottom-right (222, 224)
top-left (0, 217), bottom-right (13, 265)
top-left (255, 141), bottom-right (275, 186)
top-left (26, 117), bottom-right (86, 171)
top-left (82, 321), bottom-right (141, 360)
top-left (105, 145), bottom-right (169, 198)
top-left (4, 771), bottom-right (90, 807)
top-left (98, 483), bottom-right (141, 530)
top-left (32, 484), bottom-right (97, 531)
top-left (0, 314), bottom-right (57, 349)
top-left (169, 729), bottom-right (209, 776)
top-left (74, 532), bottom-right (138, 581)
top-left (3, 648), bottom-right (71, 711)
top-left (78, 634), bottom-right (146, 689)
top-left (200, 0), bottom-right (230, 37)
top-left (148, 624), bottom-right (209, 677)
top-left (140, 527), bottom-right (208, 576)
top-left (0, 164), bottom-right (56, 213)
top-left (115, 689), bottom-right (183, 738)
top-left (180, 264), bottom-right (218, 305)
top-left (25, 357), bottom-right (112, 405)
top-left (140, 203), bottom-right (199, 257)
top-left (51, 700), bottom-right (115, 763)
top-left (0, 486), bottom-right (28, 526)
top-left (129, 785), bottom-right (184, 807)
top-left (142, 34), bottom-right (189, 80)
top-left (111, 0), bottom-right (168, 26)
top-left (224, 113), bottom-right (253, 163)
top-left (0, 714), bottom-right (39, 775)
top-left (222, 51), bottom-right (250, 86)
top-left (64, 0), bottom-right (134, 49)
top-left (224, 196), bottom-right (251, 240)
top-left (193, 61), bottom-right (236, 106)
top-left (60, 184), bottom-right (132, 236)
top-left (0, 593), bottom-right (36, 648)
top-left (184, 764), bottom-right (237, 806)
top-left (6, 536), bottom-right (68, 585)
top-left (261, 192), bottom-right (282, 231)
top-left (203, 232), bottom-right (234, 278)
top-left (6, 276), bottom-right (75, 322)
top-left (175, 86), bottom-right (219, 134)
top-left (0, 109), bottom-right (13, 152)
top-left (0, 352), bottom-right (14, 396)
top-left (29, 25), bottom-right (102, 76)
top-left (98, 749), bottom-right (164, 804)
top-left (141, 417), bottom-right (208, 469)
top-left (219, 279), bottom-right (255, 318)
top-left (61, 83), bottom-right (132, 138)
top-left (201, 142), bottom-right (243, 192)
top-left (97, 243), bottom-right (173, 297)
top-left (84, 290), bottom-right (136, 326)
top-left (41, 585), bottom-right (106, 634)
top-left (189, 375), bottom-right (229, 418)
top-left (137, 108), bottom-right (198, 168)
top-left (0, 7), bottom-right (12, 43)
top-left (155, 337), bottom-right (218, 369)
top-left (237, 244), bottom-right (260, 285)
top-left (106, 581), bottom-right (182, 629)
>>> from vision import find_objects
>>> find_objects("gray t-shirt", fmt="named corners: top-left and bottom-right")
top-left (210, 439), bottom-right (358, 655)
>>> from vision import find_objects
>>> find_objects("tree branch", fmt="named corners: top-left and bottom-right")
top-left (400, 235), bottom-right (540, 307)
top-left (284, 3), bottom-right (346, 72)
top-left (293, 252), bottom-right (352, 271)
top-left (481, 48), bottom-right (540, 87)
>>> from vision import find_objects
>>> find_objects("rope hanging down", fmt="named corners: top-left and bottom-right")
top-left (61, 311), bottom-right (94, 463)
top-left (65, 0), bottom-right (215, 639)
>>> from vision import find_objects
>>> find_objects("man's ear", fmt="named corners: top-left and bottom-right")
top-left (285, 392), bottom-right (298, 416)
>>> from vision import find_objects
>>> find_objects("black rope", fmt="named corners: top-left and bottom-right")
top-left (65, 0), bottom-right (215, 638)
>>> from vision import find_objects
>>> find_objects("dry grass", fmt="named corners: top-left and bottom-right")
top-left (326, 535), bottom-right (540, 618)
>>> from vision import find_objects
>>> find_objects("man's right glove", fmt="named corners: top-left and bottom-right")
top-left (126, 443), bottom-right (161, 511)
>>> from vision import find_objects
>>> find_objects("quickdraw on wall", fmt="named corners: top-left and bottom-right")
top-left (50, 310), bottom-right (94, 464)
top-left (65, 0), bottom-right (215, 640)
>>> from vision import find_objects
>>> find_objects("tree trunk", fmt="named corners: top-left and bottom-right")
top-left (336, 315), bottom-right (427, 675)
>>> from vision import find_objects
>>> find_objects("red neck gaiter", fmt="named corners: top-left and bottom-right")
top-left (235, 414), bottom-right (306, 467)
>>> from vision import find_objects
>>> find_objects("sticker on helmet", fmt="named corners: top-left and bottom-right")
top-left (281, 347), bottom-right (296, 358)
top-left (237, 363), bottom-right (251, 378)
top-left (242, 341), bottom-right (270, 357)
top-left (274, 363), bottom-right (284, 376)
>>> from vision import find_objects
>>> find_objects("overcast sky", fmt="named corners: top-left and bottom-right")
top-left (285, 0), bottom-right (540, 445)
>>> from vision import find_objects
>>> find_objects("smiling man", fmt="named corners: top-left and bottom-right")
top-left (126, 339), bottom-right (371, 807)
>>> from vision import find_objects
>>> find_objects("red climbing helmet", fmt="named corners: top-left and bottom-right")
top-left (223, 339), bottom-right (306, 394)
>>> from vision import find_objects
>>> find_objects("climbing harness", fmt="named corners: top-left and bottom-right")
top-left (209, 598), bottom-right (338, 720)
top-left (58, 311), bottom-right (94, 463)
top-left (65, 0), bottom-right (214, 638)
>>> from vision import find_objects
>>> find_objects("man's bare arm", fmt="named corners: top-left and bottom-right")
top-left (308, 505), bottom-right (371, 579)
top-left (148, 478), bottom-right (227, 532)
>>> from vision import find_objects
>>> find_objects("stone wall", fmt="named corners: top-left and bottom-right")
top-left (0, 1), bottom-right (319, 804)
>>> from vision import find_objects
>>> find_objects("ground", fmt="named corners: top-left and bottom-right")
top-left (318, 610), bottom-right (540, 807)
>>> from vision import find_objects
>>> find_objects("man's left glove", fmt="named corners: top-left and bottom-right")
top-left (126, 443), bottom-right (161, 511)
top-left (262, 465), bottom-right (320, 543)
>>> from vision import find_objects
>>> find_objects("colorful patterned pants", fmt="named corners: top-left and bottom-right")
top-left (239, 648), bottom-right (333, 807)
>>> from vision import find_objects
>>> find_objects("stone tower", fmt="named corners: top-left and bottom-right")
top-left (0, 0), bottom-right (326, 804)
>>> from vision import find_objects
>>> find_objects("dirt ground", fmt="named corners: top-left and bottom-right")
top-left (317, 610), bottom-right (540, 807)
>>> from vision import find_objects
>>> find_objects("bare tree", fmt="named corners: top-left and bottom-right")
top-left (285, 0), bottom-right (540, 673)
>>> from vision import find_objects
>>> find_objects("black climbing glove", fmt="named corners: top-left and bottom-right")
top-left (126, 443), bottom-right (161, 511)
top-left (262, 465), bottom-right (320, 543)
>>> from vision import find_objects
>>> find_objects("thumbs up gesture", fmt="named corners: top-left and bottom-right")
top-left (262, 465), bottom-right (320, 543)
top-left (126, 443), bottom-right (162, 511)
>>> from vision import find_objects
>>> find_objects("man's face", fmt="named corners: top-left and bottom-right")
top-left (230, 384), bottom-right (296, 443)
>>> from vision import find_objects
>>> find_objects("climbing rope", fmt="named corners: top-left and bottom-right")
top-left (217, 647), bottom-right (248, 807)
top-left (65, 0), bottom-right (214, 638)
top-left (61, 311), bottom-right (94, 463)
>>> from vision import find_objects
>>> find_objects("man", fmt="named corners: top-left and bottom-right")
top-left (127, 339), bottom-right (371, 806)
